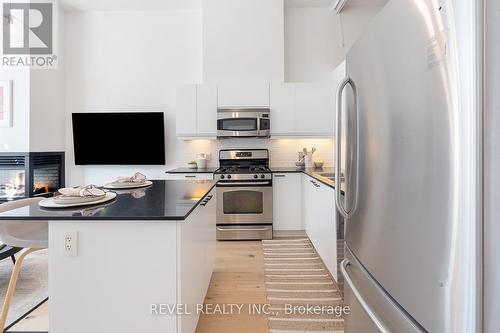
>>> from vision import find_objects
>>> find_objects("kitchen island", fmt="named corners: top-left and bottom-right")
top-left (0, 180), bottom-right (217, 333)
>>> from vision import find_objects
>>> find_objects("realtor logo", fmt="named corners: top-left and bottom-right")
top-left (3, 2), bottom-right (52, 54)
top-left (2, 1), bottom-right (57, 68)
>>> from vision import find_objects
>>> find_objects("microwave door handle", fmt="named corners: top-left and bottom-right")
top-left (257, 115), bottom-right (261, 136)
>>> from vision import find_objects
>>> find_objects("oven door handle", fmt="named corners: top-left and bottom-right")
top-left (217, 181), bottom-right (271, 187)
top-left (217, 226), bottom-right (271, 232)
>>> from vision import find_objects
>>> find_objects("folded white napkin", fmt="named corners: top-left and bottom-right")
top-left (116, 172), bottom-right (147, 184)
top-left (58, 185), bottom-right (106, 197)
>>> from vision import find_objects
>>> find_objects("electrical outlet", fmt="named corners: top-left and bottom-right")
top-left (64, 231), bottom-right (78, 257)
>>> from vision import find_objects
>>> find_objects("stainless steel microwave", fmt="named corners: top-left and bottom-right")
top-left (217, 108), bottom-right (270, 138)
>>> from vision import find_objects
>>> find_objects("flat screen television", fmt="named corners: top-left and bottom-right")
top-left (72, 112), bottom-right (166, 165)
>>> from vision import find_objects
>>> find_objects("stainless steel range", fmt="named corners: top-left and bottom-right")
top-left (215, 149), bottom-right (273, 240)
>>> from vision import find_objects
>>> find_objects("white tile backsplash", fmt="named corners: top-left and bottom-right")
top-left (175, 138), bottom-right (334, 169)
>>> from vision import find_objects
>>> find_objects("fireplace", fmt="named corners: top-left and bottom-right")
top-left (0, 152), bottom-right (65, 202)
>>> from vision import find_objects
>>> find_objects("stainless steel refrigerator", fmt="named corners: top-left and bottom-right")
top-left (335, 0), bottom-right (482, 332)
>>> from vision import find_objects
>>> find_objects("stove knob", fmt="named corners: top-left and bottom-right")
top-left (260, 174), bottom-right (265, 179)
top-left (254, 174), bottom-right (258, 179)
top-left (227, 175), bottom-right (232, 179)
top-left (220, 175), bottom-right (225, 179)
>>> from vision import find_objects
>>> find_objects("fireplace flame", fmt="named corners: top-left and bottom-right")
top-left (34, 182), bottom-right (50, 193)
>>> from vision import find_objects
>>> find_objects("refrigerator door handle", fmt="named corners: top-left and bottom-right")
top-left (341, 259), bottom-right (390, 333)
top-left (335, 77), bottom-right (358, 219)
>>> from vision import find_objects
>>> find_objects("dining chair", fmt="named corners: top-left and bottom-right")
top-left (0, 198), bottom-right (47, 330)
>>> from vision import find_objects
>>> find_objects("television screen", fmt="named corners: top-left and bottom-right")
top-left (72, 112), bottom-right (166, 165)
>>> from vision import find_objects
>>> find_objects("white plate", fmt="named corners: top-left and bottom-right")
top-left (103, 180), bottom-right (152, 189)
top-left (39, 192), bottom-right (117, 208)
top-left (54, 194), bottom-right (106, 205)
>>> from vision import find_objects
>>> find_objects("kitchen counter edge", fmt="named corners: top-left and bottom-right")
top-left (0, 180), bottom-right (217, 221)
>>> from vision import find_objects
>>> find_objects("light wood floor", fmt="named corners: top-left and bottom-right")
top-left (7, 241), bottom-right (269, 333)
top-left (196, 241), bottom-right (268, 333)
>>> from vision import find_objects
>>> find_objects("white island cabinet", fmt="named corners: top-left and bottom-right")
top-left (272, 173), bottom-right (303, 234)
top-left (48, 188), bottom-right (216, 333)
top-left (302, 174), bottom-right (338, 281)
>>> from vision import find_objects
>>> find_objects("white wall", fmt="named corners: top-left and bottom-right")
top-left (30, 9), bottom-right (66, 152)
top-left (0, 67), bottom-right (30, 152)
top-left (26, 2), bottom-right (382, 186)
top-left (285, 7), bottom-right (338, 82)
top-left (284, 5), bottom-right (383, 82)
top-left (340, 5), bottom-right (384, 51)
top-left (63, 10), bottom-right (202, 185)
top-left (202, 0), bottom-right (285, 82)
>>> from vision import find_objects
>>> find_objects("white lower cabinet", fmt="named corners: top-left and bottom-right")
top-left (273, 173), bottom-right (302, 232)
top-left (302, 174), bottom-right (338, 281)
top-left (178, 190), bottom-right (216, 333)
top-left (167, 173), bottom-right (214, 181)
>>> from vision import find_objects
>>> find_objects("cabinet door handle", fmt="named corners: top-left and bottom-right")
top-left (200, 194), bottom-right (213, 206)
top-left (310, 180), bottom-right (320, 188)
top-left (184, 175), bottom-right (196, 178)
top-left (274, 174), bottom-right (286, 178)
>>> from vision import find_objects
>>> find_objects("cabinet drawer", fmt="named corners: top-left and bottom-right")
top-left (168, 173), bottom-right (213, 180)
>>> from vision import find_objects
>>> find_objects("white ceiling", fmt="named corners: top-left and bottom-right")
top-left (60, 0), bottom-right (201, 11)
top-left (284, 0), bottom-right (332, 8)
top-left (347, 0), bottom-right (388, 6)
top-left (60, 0), bottom-right (388, 12)
top-left (284, 0), bottom-right (388, 9)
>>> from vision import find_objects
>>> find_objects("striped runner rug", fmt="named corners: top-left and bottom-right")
top-left (262, 238), bottom-right (344, 333)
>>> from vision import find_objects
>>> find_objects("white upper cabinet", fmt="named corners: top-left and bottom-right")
top-left (295, 82), bottom-right (335, 136)
top-left (176, 84), bottom-right (217, 138)
top-left (177, 81), bottom-right (337, 138)
top-left (217, 82), bottom-right (270, 107)
top-left (269, 83), bottom-right (295, 136)
top-left (176, 84), bottom-right (197, 136)
top-left (196, 84), bottom-right (217, 137)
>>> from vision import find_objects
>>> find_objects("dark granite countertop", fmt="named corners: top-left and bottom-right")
top-left (166, 167), bottom-right (219, 174)
top-left (168, 166), bottom-right (343, 191)
top-left (0, 180), bottom-right (216, 221)
top-left (271, 167), bottom-right (343, 191)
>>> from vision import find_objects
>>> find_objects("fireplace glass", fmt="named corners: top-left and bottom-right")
top-left (33, 165), bottom-right (61, 196)
top-left (0, 168), bottom-right (26, 201)
top-left (0, 152), bottom-right (64, 202)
